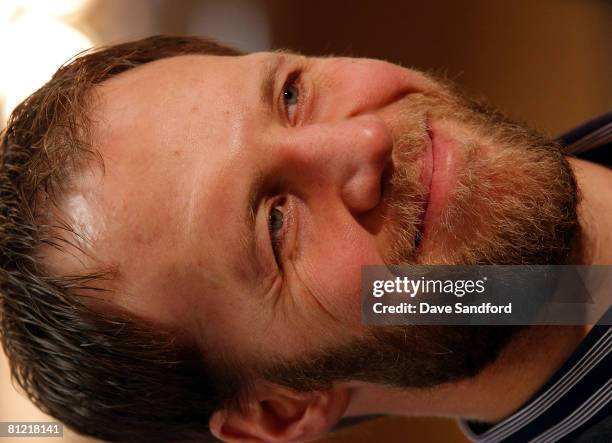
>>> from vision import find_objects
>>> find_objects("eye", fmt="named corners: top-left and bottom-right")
top-left (281, 73), bottom-right (300, 124)
top-left (268, 198), bottom-right (286, 266)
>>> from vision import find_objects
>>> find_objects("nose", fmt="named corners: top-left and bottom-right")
top-left (272, 114), bottom-right (393, 215)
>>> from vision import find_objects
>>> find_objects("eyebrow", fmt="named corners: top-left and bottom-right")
top-left (239, 168), bottom-right (267, 277)
top-left (259, 50), bottom-right (292, 107)
top-left (238, 51), bottom-right (294, 277)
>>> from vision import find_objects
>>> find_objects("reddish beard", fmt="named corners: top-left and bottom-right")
top-left (259, 80), bottom-right (580, 392)
top-left (384, 88), bottom-right (580, 266)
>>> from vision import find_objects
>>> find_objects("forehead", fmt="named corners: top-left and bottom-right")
top-left (94, 54), bottom-right (252, 144)
top-left (59, 54), bottom-right (268, 323)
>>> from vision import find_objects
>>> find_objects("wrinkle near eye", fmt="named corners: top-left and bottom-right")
top-left (284, 258), bottom-right (342, 326)
top-left (260, 270), bottom-right (283, 306)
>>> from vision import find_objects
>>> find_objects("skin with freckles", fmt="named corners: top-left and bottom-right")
top-left (41, 51), bottom-right (606, 442)
top-left (49, 53), bottom-right (442, 361)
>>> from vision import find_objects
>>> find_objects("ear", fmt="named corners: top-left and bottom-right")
top-left (209, 382), bottom-right (352, 443)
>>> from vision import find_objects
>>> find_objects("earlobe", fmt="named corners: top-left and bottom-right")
top-left (209, 408), bottom-right (263, 443)
top-left (208, 385), bottom-right (352, 443)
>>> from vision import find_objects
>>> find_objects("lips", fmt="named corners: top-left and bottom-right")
top-left (378, 98), bottom-right (458, 260)
top-left (415, 126), bottom-right (434, 249)
top-left (416, 119), bottom-right (458, 253)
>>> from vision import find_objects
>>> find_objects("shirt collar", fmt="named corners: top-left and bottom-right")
top-left (459, 310), bottom-right (611, 442)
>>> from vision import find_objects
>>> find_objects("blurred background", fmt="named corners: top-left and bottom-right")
top-left (0, 0), bottom-right (611, 442)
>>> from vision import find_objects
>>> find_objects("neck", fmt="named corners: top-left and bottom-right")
top-left (344, 325), bottom-right (587, 421)
top-left (569, 157), bottom-right (612, 265)
top-left (344, 157), bottom-right (611, 422)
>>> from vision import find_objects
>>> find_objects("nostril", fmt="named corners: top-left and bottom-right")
top-left (352, 156), bottom-right (394, 232)
top-left (332, 113), bottom-right (394, 218)
top-left (343, 156), bottom-right (393, 222)
top-left (380, 158), bottom-right (395, 201)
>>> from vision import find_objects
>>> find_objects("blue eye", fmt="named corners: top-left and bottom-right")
top-left (282, 76), bottom-right (300, 122)
top-left (268, 203), bottom-right (285, 265)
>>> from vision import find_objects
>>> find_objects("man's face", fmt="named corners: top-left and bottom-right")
top-left (51, 52), bottom-right (578, 386)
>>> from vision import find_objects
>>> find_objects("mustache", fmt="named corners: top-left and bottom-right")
top-left (381, 93), bottom-right (439, 265)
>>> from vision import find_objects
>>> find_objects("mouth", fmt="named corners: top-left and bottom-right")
top-left (414, 125), bottom-right (434, 251)
top-left (380, 119), bottom-right (435, 258)
top-left (379, 111), bottom-right (458, 262)
top-left (415, 119), bottom-right (458, 255)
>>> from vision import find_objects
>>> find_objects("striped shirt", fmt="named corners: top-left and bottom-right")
top-left (561, 111), bottom-right (612, 161)
top-left (460, 112), bottom-right (612, 442)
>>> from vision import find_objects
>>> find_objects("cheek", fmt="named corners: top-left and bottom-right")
top-left (295, 223), bottom-right (385, 326)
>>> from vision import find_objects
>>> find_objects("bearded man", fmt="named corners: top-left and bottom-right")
top-left (0, 35), bottom-right (610, 443)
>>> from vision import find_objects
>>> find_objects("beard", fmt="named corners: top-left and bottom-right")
top-left (382, 85), bottom-right (580, 266)
top-left (258, 77), bottom-right (581, 392)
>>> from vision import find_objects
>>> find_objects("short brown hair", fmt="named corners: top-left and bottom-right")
top-left (0, 36), bottom-right (243, 443)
